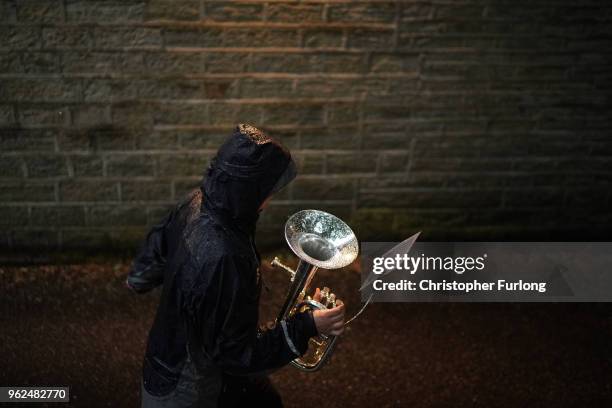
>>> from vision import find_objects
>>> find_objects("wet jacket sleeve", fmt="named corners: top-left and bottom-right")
top-left (126, 208), bottom-right (176, 294)
top-left (201, 255), bottom-right (319, 375)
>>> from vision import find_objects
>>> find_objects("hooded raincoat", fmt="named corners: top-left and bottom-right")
top-left (127, 124), bottom-right (317, 407)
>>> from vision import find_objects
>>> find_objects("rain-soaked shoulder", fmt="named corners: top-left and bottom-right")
top-left (181, 211), bottom-right (245, 266)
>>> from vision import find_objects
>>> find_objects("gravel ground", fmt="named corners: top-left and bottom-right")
top-left (1, 254), bottom-right (612, 407)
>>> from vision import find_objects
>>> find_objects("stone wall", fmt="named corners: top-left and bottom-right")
top-left (1, 1), bottom-right (610, 251)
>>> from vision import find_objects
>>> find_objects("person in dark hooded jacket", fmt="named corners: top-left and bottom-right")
top-left (127, 124), bottom-right (346, 407)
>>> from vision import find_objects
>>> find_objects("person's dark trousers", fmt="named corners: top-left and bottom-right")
top-left (141, 356), bottom-right (282, 408)
top-left (218, 374), bottom-right (283, 408)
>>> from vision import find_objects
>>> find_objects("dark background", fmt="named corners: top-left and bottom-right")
top-left (1, 1), bottom-right (612, 407)
top-left (2, 259), bottom-right (612, 407)
top-left (1, 0), bottom-right (611, 251)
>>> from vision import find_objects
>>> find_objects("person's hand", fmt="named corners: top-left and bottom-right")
top-left (311, 287), bottom-right (345, 336)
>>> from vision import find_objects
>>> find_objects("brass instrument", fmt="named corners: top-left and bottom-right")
top-left (271, 209), bottom-right (359, 371)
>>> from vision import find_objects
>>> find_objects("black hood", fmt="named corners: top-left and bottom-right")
top-left (200, 124), bottom-right (297, 234)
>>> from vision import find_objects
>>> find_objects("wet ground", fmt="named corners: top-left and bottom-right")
top-left (1, 253), bottom-right (612, 407)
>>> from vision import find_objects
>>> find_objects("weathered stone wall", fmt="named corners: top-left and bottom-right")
top-left (1, 1), bottom-right (610, 250)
